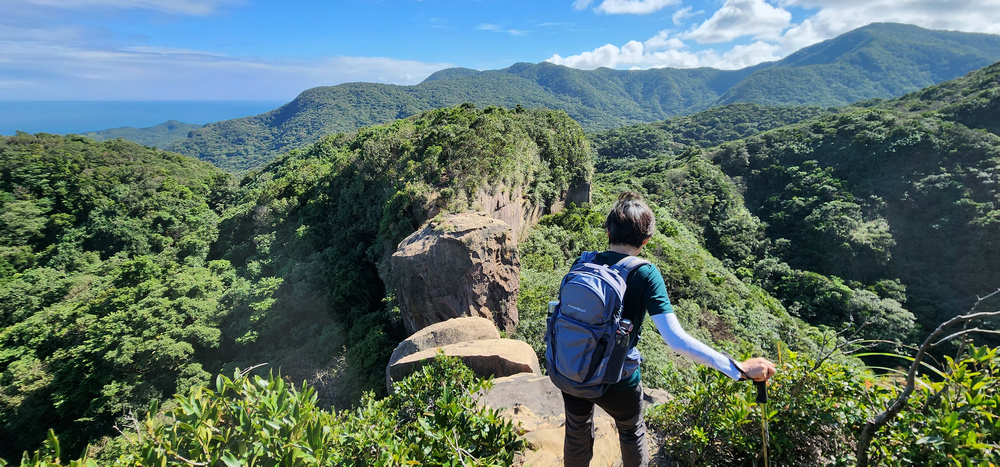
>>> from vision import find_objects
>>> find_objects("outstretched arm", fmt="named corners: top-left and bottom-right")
top-left (650, 313), bottom-right (745, 381)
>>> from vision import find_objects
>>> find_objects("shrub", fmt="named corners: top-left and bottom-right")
top-left (7, 354), bottom-right (523, 467)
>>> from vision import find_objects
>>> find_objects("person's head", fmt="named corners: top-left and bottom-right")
top-left (605, 192), bottom-right (655, 248)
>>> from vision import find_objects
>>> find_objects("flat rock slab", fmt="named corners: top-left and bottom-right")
top-left (388, 338), bottom-right (540, 385)
top-left (482, 373), bottom-right (672, 466)
top-left (385, 316), bottom-right (500, 391)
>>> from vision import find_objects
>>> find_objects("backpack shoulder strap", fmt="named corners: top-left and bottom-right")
top-left (612, 255), bottom-right (650, 276)
top-left (579, 251), bottom-right (598, 263)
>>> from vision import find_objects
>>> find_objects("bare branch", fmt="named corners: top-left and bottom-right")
top-left (856, 291), bottom-right (1000, 466)
top-left (238, 362), bottom-right (270, 379)
top-left (931, 328), bottom-right (1000, 348)
top-left (975, 288), bottom-right (1000, 303)
top-left (171, 453), bottom-right (209, 466)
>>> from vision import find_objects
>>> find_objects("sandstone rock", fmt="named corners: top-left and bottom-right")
top-left (565, 179), bottom-right (592, 208)
top-left (481, 373), bottom-right (671, 467)
top-left (387, 338), bottom-right (539, 385)
top-left (475, 186), bottom-right (545, 241)
top-left (385, 316), bottom-right (500, 392)
top-left (391, 212), bottom-right (519, 334)
top-left (475, 182), bottom-right (591, 239)
top-left (521, 417), bottom-right (621, 467)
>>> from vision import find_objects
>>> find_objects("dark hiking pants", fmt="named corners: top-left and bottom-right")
top-left (562, 383), bottom-right (649, 467)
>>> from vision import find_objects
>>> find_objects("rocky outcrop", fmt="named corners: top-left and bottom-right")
top-left (565, 180), bottom-right (592, 207)
top-left (391, 212), bottom-right (519, 334)
top-left (474, 182), bottom-right (592, 241)
top-left (383, 315), bottom-right (672, 465)
top-left (387, 338), bottom-right (540, 385)
top-left (387, 317), bottom-right (500, 367)
top-left (385, 317), bottom-right (501, 391)
top-left (480, 373), bottom-right (671, 466)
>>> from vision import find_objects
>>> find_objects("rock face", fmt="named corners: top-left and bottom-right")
top-left (480, 373), bottom-right (671, 466)
top-left (385, 317), bottom-right (500, 391)
top-left (391, 212), bottom-right (520, 334)
top-left (474, 182), bottom-right (592, 241)
top-left (387, 338), bottom-right (540, 385)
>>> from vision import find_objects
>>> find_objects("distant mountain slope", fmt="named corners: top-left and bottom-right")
top-left (81, 120), bottom-right (203, 148)
top-left (718, 23), bottom-right (1000, 107)
top-left (592, 57), bottom-right (1000, 342)
top-left (154, 23), bottom-right (1000, 173)
top-left (591, 102), bottom-right (835, 168)
top-left (885, 60), bottom-right (1000, 136)
top-left (707, 62), bottom-right (1000, 332)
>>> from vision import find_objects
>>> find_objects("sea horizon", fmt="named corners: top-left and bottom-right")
top-left (0, 100), bottom-right (287, 136)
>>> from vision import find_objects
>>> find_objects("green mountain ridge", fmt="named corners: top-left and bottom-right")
top-left (84, 23), bottom-right (1000, 174)
top-left (593, 56), bottom-right (1000, 339)
top-left (5, 29), bottom-right (1000, 465)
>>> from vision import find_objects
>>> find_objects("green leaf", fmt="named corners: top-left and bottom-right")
top-left (220, 452), bottom-right (241, 467)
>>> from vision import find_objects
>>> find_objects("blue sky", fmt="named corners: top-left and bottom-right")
top-left (3, 0), bottom-right (999, 101)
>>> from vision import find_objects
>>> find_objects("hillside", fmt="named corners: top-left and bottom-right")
top-left (717, 23), bottom-right (1000, 107)
top-left (590, 61), bottom-right (1000, 338)
top-left (80, 120), bottom-right (203, 148)
top-left (4, 74), bottom-right (1000, 463)
top-left (148, 23), bottom-right (1000, 173)
top-left (0, 134), bottom-right (236, 457)
top-left (885, 60), bottom-right (1000, 135)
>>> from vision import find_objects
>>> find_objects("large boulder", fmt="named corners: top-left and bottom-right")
top-left (385, 317), bottom-right (500, 392)
top-left (391, 212), bottom-right (519, 334)
top-left (387, 338), bottom-right (539, 386)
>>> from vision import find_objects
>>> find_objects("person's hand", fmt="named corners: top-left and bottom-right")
top-left (741, 357), bottom-right (777, 382)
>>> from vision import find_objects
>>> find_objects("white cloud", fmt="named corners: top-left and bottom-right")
top-left (553, 0), bottom-right (1000, 73)
top-left (19, 0), bottom-right (240, 15)
top-left (718, 41), bottom-right (782, 68)
top-left (573, 0), bottom-right (593, 10)
top-left (780, 0), bottom-right (1000, 36)
top-left (682, 0), bottom-right (792, 43)
top-left (549, 27), bottom-right (794, 70)
top-left (479, 23), bottom-right (529, 36)
top-left (644, 30), bottom-right (685, 51)
top-left (594, 0), bottom-right (680, 15)
top-left (672, 6), bottom-right (702, 25)
top-left (0, 39), bottom-right (451, 100)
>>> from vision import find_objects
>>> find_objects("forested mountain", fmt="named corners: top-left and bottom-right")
top-left (0, 134), bottom-right (236, 456)
top-left (4, 58), bottom-right (1000, 465)
top-left (92, 23), bottom-right (999, 174)
top-left (716, 22), bottom-right (1000, 106)
top-left (594, 58), bottom-right (1000, 338)
top-left (80, 120), bottom-right (203, 149)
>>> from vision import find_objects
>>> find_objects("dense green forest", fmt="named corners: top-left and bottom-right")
top-left (590, 61), bottom-right (1000, 338)
top-left (3, 57), bottom-right (1000, 465)
top-left (83, 23), bottom-right (1000, 174)
top-left (0, 134), bottom-right (236, 456)
top-left (0, 105), bottom-right (596, 461)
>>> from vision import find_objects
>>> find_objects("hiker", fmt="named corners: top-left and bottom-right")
top-left (547, 191), bottom-right (776, 467)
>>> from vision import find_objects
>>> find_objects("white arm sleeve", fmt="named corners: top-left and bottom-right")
top-left (651, 313), bottom-right (744, 381)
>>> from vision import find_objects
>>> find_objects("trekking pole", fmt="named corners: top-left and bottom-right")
top-left (755, 380), bottom-right (769, 467)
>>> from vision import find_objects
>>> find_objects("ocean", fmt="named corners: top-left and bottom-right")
top-left (0, 100), bottom-right (287, 136)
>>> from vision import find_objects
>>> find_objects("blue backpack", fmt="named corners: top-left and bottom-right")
top-left (545, 251), bottom-right (649, 398)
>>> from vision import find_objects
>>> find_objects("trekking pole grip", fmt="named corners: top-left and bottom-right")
top-left (755, 380), bottom-right (768, 404)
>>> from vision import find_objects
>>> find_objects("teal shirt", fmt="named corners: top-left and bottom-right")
top-left (587, 251), bottom-right (675, 390)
